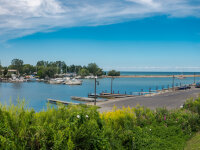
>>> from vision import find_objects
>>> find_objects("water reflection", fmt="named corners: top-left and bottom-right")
top-left (12, 83), bottom-right (23, 88)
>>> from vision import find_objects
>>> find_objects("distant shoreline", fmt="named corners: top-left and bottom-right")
top-left (105, 75), bottom-right (200, 78)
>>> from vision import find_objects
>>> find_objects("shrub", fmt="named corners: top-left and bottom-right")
top-left (1, 96), bottom-right (200, 149)
top-left (108, 70), bottom-right (120, 76)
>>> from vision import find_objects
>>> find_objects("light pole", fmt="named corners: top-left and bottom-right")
top-left (172, 75), bottom-right (175, 91)
top-left (111, 77), bottom-right (114, 94)
top-left (94, 76), bottom-right (99, 106)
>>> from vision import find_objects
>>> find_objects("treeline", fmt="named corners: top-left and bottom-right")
top-left (0, 59), bottom-right (106, 78)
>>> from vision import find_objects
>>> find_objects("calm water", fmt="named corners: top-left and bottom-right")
top-left (119, 71), bottom-right (200, 76)
top-left (0, 72), bottom-right (200, 111)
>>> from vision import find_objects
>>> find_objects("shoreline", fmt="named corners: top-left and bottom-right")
top-left (105, 75), bottom-right (200, 78)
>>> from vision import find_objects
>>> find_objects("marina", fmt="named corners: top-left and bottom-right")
top-left (0, 73), bottom-right (200, 111)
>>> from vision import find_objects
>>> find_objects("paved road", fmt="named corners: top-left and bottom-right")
top-left (98, 87), bottom-right (200, 112)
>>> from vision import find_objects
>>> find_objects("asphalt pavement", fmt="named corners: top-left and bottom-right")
top-left (98, 86), bottom-right (200, 112)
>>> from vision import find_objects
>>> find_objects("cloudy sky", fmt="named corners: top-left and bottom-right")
top-left (0, 0), bottom-right (200, 71)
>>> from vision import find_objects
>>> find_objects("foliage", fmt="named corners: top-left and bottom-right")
top-left (184, 97), bottom-right (200, 115)
top-left (36, 60), bottom-right (67, 75)
top-left (184, 132), bottom-right (200, 150)
top-left (1, 59), bottom-right (105, 78)
top-left (0, 64), bottom-right (2, 76)
top-left (96, 68), bottom-right (104, 76)
top-left (37, 66), bottom-right (57, 79)
top-left (3, 67), bottom-right (8, 77)
top-left (1, 97), bottom-right (200, 149)
top-left (87, 63), bottom-right (99, 76)
top-left (78, 68), bottom-right (89, 77)
top-left (68, 65), bottom-right (82, 74)
top-left (10, 58), bottom-right (24, 74)
top-left (23, 64), bottom-right (36, 75)
top-left (108, 70), bottom-right (120, 76)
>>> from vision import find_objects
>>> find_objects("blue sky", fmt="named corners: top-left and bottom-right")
top-left (0, 0), bottom-right (200, 71)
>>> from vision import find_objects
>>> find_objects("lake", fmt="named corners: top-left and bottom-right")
top-left (0, 74), bottom-right (200, 111)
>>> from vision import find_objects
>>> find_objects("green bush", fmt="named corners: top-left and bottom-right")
top-left (1, 97), bottom-right (200, 149)
top-left (107, 70), bottom-right (120, 76)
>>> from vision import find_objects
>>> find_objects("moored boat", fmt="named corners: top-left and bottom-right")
top-left (65, 78), bottom-right (82, 85)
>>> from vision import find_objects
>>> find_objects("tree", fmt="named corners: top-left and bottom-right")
top-left (96, 68), bottom-right (104, 76)
top-left (36, 61), bottom-right (48, 67)
top-left (75, 65), bottom-right (82, 74)
top-left (55, 61), bottom-right (67, 74)
top-left (87, 63), bottom-right (99, 75)
top-left (108, 70), bottom-right (120, 76)
top-left (37, 66), bottom-right (57, 78)
top-left (62, 63), bottom-right (67, 74)
top-left (37, 67), bottom-right (45, 79)
top-left (11, 59), bottom-right (24, 74)
top-left (3, 67), bottom-right (8, 77)
top-left (78, 68), bottom-right (89, 77)
top-left (23, 64), bottom-right (35, 75)
top-left (0, 64), bottom-right (2, 76)
top-left (45, 67), bottom-right (57, 78)
top-left (68, 65), bottom-right (76, 73)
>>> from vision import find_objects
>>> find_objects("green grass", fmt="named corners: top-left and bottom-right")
top-left (185, 132), bottom-right (200, 150)
top-left (1, 97), bottom-right (200, 149)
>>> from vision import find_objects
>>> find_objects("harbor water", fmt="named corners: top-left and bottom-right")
top-left (0, 72), bottom-right (200, 111)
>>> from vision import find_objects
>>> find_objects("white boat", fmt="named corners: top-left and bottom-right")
top-left (85, 75), bottom-right (96, 79)
top-left (75, 75), bottom-right (82, 79)
top-left (63, 77), bottom-right (70, 81)
top-left (9, 76), bottom-right (27, 82)
top-left (49, 78), bottom-right (64, 84)
top-left (36, 79), bottom-right (44, 82)
top-left (65, 78), bottom-right (82, 85)
top-left (55, 78), bottom-right (64, 84)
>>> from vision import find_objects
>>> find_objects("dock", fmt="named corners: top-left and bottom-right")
top-left (99, 93), bottom-right (135, 98)
top-left (47, 98), bottom-right (79, 105)
top-left (71, 96), bottom-right (107, 102)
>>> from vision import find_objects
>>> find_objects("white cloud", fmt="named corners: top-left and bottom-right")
top-left (0, 0), bottom-right (200, 41)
